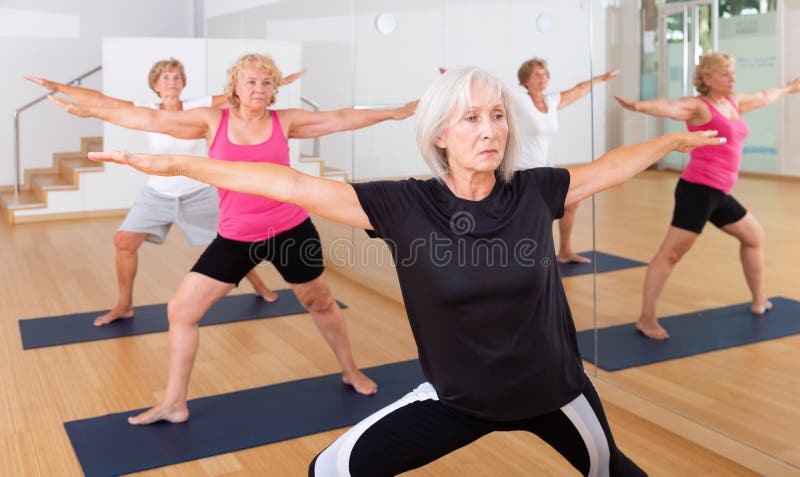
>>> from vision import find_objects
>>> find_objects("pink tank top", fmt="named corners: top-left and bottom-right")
top-left (682, 97), bottom-right (749, 194)
top-left (208, 109), bottom-right (308, 241)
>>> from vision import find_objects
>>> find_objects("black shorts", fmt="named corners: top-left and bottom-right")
top-left (671, 179), bottom-right (747, 234)
top-left (191, 218), bottom-right (324, 285)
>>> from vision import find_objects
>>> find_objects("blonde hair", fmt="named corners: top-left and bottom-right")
top-left (415, 67), bottom-right (520, 183)
top-left (694, 52), bottom-right (735, 96)
top-left (517, 57), bottom-right (549, 86)
top-left (148, 58), bottom-right (186, 97)
top-left (224, 53), bottom-right (283, 109)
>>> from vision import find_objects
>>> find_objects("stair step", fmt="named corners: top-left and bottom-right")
top-left (84, 136), bottom-right (103, 152)
top-left (1, 191), bottom-right (44, 210)
top-left (61, 157), bottom-right (103, 173)
top-left (33, 173), bottom-right (73, 189)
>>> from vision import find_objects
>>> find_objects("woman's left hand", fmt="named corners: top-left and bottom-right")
top-left (598, 70), bottom-right (621, 82)
top-left (392, 100), bottom-right (419, 120)
top-left (787, 77), bottom-right (800, 94)
top-left (88, 150), bottom-right (180, 177)
top-left (282, 69), bottom-right (308, 86)
top-left (674, 130), bottom-right (725, 153)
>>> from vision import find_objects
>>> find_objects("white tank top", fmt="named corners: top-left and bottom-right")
top-left (513, 91), bottom-right (560, 169)
top-left (133, 96), bottom-right (212, 197)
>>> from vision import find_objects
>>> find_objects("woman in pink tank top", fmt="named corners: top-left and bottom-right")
top-left (53, 53), bottom-right (418, 425)
top-left (615, 52), bottom-right (800, 340)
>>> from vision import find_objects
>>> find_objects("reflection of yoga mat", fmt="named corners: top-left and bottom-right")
top-left (577, 297), bottom-right (800, 371)
top-left (65, 359), bottom-right (424, 477)
top-left (558, 251), bottom-right (647, 278)
top-left (19, 290), bottom-right (345, 350)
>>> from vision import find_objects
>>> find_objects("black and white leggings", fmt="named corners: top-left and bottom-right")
top-left (309, 375), bottom-right (646, 476)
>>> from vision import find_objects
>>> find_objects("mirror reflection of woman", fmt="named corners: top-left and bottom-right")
top-left (88, 67), bottom-right (723, 475)
top-left (514, 58), bottom-right (619, 264)
top-left (616, 52), bottom-right (800, 340)
top-left (24, 59), bottom-right (305, 326)
top-left (50, 53), bottom-right (418, 424)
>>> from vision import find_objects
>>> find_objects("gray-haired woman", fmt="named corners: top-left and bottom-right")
top-left (88, 67), bottom-right (722, 476)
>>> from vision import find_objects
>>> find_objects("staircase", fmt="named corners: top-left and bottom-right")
top-left (2, 136), bottom-right (349, 225)
top-left (298, 152), bottom-right (349, 182)
top-left (1, 136), bottom-right (105, 224)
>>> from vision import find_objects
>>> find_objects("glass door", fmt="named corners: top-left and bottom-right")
top-left (658, 0), bottom-right (716, 169)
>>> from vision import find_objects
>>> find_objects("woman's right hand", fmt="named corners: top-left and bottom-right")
top-left (24, 76), bottom-right (61, 91)
top-left (47, 95), bottom-right (93, 118)
top-left (614, 95), bottom-right (639, 112)
top-left (88, 150), bottom-right (181, 177)
top-left (674, 130), bottom-right (725, 153)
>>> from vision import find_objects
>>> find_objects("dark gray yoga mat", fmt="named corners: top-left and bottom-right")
top-left (557, 251), bottom-right (647, 278)
top-left (577, 297), bottom-right (800, 371)
top-left (64, 359), bottom-right (425, 477)
top-left (19, 290), bottom-right (345, 349)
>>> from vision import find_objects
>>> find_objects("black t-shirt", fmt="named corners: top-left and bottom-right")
top-left (352, 168), bottom-right (585, 421)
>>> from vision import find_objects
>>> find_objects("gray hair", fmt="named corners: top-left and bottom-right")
top-left (415, 66), bottom-right (520, 183)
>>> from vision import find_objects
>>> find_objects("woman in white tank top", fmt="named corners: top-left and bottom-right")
top-left (514, 58), bottom-right (619, 264)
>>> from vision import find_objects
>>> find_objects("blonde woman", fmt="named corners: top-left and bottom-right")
top-left (50, 53), bottom-right (417, 424)
top-left (88, 67), bottom-right (722, 475)
top-left (616, 52), bottom-right (800, 339)
top-left (26, 58), bottom-right (303, 325)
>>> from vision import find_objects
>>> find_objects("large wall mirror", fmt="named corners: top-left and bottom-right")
top-left (207, 0), bottom-right (799, 474)
top-left (595, 0), bottom-right (798, 474)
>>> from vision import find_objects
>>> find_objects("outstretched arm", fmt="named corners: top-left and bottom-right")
top-left (565, 131), bottom-right (725, 207)
top-left (281, 100), bottom-right (418, 139)
top-left (558, 70), bottom-right (620, 109)
top-left (88, 150), bottom-right (372, 229)
top-left (24, 76), bottom-right (132, 108)
top-left (736, 77), bottom-right (800, 114)
top-left (48, 95), bottom-right (212, 140)
top-left (614, 94), bottom-right (701, 122)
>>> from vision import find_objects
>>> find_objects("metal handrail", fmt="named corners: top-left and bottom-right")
top-left (300, 96), bottom-right (320, 158)
top-left (12, 65), bottom-right (102, 198)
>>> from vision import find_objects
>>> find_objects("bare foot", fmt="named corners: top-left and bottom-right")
top-left (255, 287), bottom-right (279, 303)
top-left (635, 318), bottom-right (670, 340)
top-left (94, 307), bottom-right (134, 326)
top-left (751, 299), bottom-right (773, 315)
top-left (342, 370), bottom-right (378, 395)
top-left (557, 252), bottom-right (591, 264)
top-left (128, 402), bottom-right (189, 425)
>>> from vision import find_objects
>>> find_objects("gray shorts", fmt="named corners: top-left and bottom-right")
top-left (119, 186), bottom-right (219, 246)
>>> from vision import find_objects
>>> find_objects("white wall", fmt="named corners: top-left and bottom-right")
top-left (206, 0), bottom-right (607, 180)
top-left (0, 0), bottom-right (196, 187)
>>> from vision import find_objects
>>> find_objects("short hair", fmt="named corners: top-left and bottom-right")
top-left (517, 57), bottom-right (549, 86)
top-left (694, 52), bottom-right (735, 96)
top-left (415, 67), bottom-right (520, 183)
top-left (148, 58), bottom-right (186, 97)
top-left (224, 53), bottom-right (284, 109)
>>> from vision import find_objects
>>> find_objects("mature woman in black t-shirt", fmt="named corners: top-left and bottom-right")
top-left (88, 67), bottom-right (723, 476)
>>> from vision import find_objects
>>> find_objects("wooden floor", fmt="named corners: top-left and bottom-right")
top-left (1, 171), bottom-right (793, 476)
top-left (559, 171), bottom-right (800, 471)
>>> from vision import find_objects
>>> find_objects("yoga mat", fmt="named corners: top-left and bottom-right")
top-left (558, 251), bottom-right (647, 278)
top-left (20, 290), bottom-right (344, 349)
top-left (577, 297), bottom-right (800, 371)
top-left (65, 359), bottom-right (425, 477)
